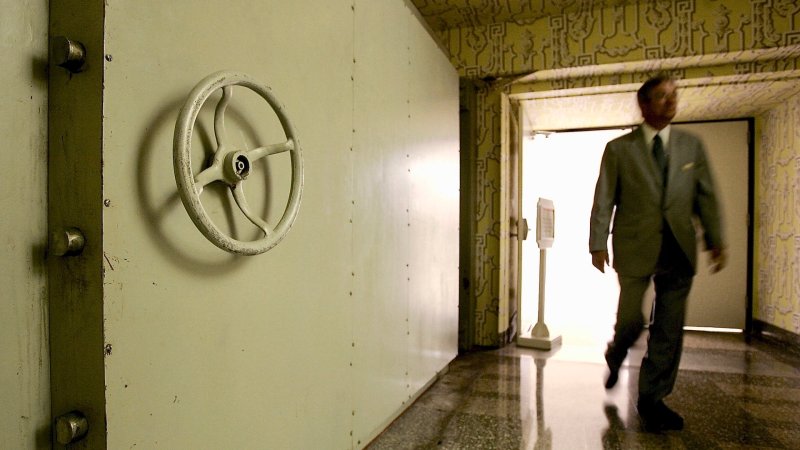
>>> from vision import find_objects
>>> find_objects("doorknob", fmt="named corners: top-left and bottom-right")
top-left (509, 218), bottom-right (530, 240)
top-left (521, 218), bottom-right (530, 241)
top-left (173, 71), bottom-right (304, 255)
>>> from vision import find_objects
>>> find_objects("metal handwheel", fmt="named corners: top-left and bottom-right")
top-left (173, 71), bottom-right (303, 255)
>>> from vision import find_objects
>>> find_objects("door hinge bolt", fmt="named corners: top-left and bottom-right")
top-left (50, 227), bottom-right (86, 257)
top-left (51, 36), bottom-right (87, 73)
top-left (55, 411), bottom-right (89, 445)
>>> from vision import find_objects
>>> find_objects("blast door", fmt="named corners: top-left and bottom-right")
top-left (47, 1), bottom-right (459, 448)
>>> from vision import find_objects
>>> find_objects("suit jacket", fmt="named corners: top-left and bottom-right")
top-left (589, 126), bottom-right (724, 277)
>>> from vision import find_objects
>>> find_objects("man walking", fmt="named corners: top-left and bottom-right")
top-left (589, 74), bottom-right (727, 431)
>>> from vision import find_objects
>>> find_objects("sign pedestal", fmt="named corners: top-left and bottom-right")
top-left (518, 198), bottom-right (562, 351)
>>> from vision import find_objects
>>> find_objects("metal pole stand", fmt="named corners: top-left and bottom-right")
top-left (518, 248), bottom-right (562, 350)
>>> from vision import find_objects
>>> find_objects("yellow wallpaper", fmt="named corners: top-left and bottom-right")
top-left (436, 0), bottom-right (800, 346)
top-left (428, 0), bottom-right (800, 78)
top-left (756, 91), bottom-right (800, 334)
top-left (473, 82), bottom-right (504, 346)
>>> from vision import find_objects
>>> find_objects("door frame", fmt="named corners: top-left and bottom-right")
top-left (499, 110), bottom-right (756, 341)
top-left (498, 92), bottom-right (524, 344)
top-left (508, 120), bottom-right (755, 336)
top-left (48, 3), bottom-right (108, 448)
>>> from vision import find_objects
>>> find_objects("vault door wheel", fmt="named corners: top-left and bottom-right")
top-left (173, 71), bottom-right (303, 255)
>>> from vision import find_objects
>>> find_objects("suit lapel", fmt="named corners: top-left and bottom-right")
top-left (664, 129), bottom-right (686, 207)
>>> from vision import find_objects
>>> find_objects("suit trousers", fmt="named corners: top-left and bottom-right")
top-left (606, 223), bottom-right (694, 404)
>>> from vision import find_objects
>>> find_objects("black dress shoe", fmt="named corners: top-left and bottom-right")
top-left (638, 400), bottom-right (684, 432)
top-left (604, 354), bottom-right (620, 389)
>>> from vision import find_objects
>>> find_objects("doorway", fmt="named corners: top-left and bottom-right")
top-left (520, 128), bottom-right (629, 347)
top-left (519, 121), bottom-right (751, 348)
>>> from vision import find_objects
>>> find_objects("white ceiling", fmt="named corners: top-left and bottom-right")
top-left (518, 77), bottom-right (800, 132)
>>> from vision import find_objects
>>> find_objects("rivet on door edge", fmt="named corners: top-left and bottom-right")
top-left (51, 37), bottom-right (86, 73)
top-left (55, 411), bottom-right (89, 445)
top-left (50, 227), bottom-right (85, 257)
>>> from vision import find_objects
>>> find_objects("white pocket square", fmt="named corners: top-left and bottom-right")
top-left (682, 162), bottom-right (694, 171)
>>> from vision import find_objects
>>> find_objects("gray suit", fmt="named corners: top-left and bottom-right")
top-left (590, 126), bottom-right (724, 274)
top-left (589, 125), bottom-right (724, 404)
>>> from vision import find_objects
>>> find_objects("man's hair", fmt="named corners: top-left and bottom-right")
top-left (637, 73), bottom-right (675, 104)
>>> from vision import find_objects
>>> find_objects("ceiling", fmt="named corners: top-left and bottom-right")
top-left (410, 0), bottom-right (632, 31)
top-left (409, 1), bottom-right (800, 133)
top-left (517, 77), bottom-right (800, 132)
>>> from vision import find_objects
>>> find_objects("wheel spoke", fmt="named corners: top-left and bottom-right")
top-left (231, 182), bottom-right (272, 237)
top-left (174, 71), bottom-right (303, 255)
top-left (193, 163), bottom-right (224, 195)
top-left (214, 86), bottom-right (233, 148)
top-left (247, 139), bottom-right (294, 162)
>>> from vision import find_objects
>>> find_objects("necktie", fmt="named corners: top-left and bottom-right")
top-left (653, 134), bottom-right (667, 184)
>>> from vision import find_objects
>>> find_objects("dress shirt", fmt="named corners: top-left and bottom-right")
top-left (640, 122), bottom-right (671, 157)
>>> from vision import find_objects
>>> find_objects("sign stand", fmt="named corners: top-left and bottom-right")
top-left (518, 198), bottom-right (562, 350)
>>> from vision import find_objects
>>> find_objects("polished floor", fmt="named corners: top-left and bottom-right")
top-left (367, 331), bottom-right (800, 449)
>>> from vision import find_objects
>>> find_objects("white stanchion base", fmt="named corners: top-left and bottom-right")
top-left (517, 331), bottom-right (562, 351)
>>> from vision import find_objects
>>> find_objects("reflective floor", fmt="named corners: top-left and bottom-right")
top-left (368, 332), bottom-right (800, 449)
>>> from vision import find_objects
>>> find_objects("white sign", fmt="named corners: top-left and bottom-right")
top-left (536, 198), bottom-right (555, 249)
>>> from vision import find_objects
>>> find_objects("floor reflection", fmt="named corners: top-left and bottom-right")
top-left (368, 331), bottom-right (800, 449)
top-left (521, 357), bottom-right (553, 449)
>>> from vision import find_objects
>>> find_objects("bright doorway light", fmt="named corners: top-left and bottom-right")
top-left (520, 128), bottom-right (631, 348)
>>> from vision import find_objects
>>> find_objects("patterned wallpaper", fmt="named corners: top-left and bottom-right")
top-left (473, 83), bottom-right (503, 346)
top-left (413, 0), bottom-right (631, 31)
top-left (411, 0), bottom-right (800, 346)
top-left (757, 91), bottom-right (800, 334)
top-left (416, 0), bottom-right (800, 78)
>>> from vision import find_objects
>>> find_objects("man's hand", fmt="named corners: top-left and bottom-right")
top-left (591, 250), bottom-right (609, 273)
top-left (709, 247), bottom-right (727, 273)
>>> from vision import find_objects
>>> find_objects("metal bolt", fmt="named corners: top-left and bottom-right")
top-left (50, 227), bottom-right (86, 257)
top-left (51, 36), bottom-right (86, 73)
top-left (55, 411), bottom-right (89, 445)
top-left (103, 199), bottom-right (111, 207)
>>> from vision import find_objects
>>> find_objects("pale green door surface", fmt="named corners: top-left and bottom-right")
top-left (48, 1), bottom-right (458, 448)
